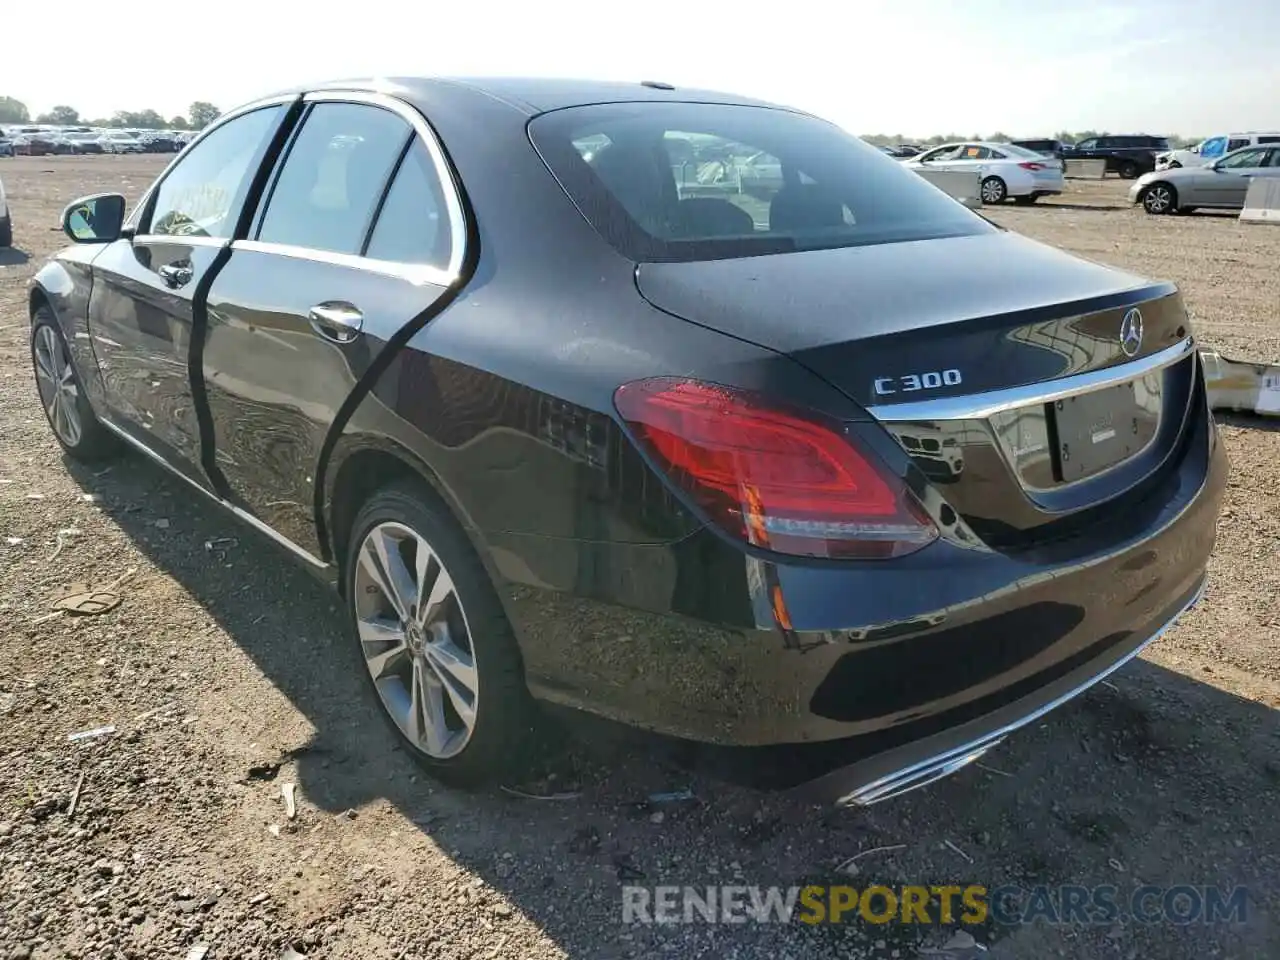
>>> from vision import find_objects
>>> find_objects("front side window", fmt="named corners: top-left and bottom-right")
top-left (257, 102), bottom-right (410, 255)
top-left (918, 144), bottom-right (962, 162)
top-left (1075, 139), bottom-right (1097, 150)
top-left (146, 106), bottom-right (282, 239)
top-left (363, 140), bottom-right (453, 269)
top-left (1227, 137), bottom-right (1250, 152)
top-left (1220, 147), bottom-right (1266, 169)
top-left (531, 104), bottom-right (991, 262)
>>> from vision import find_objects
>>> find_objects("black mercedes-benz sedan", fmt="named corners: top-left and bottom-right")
top-left (28, 78), bottom-right (1226, 805)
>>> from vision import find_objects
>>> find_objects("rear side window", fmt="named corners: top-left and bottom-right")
top-left (257, 102), bottom-right (410, 255)
top-left (364, 141), bottom-right (452, 269)
top-left (146, 106), bottom-right (281, 239)
top-left (1258, 136), bottom-right (1280, 144)
top-left (529, 102), bottom-right (991, 263)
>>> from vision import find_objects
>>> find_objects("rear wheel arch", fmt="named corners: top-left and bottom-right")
top-left (323, 440), bottom-right (488, 596)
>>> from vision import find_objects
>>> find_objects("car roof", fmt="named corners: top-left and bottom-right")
top-left (253, 76), bottom-right (799, 118)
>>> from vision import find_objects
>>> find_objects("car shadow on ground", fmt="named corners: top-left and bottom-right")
top-left (63, 451), bottom-right (1280, 957)
top-left (0, 246), bottom-right (32, 267)
top-left (1218, 412), bottom-right (1280, 434)
top-left (1036, 201), bottom-right (1126, 212)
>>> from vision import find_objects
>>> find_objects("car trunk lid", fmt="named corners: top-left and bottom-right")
top-left (634, 231), bottom-right (1199, 550)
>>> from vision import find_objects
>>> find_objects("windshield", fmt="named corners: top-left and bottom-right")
top-left (529, 102), bottom-right (992, 263)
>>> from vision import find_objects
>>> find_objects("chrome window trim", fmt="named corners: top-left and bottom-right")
top-left (126, 94), bottom-right (300, 234)
top-left (98, 418), bottom-right (328, 570)
top-left (867, 336), bottom-right (1195, 422)
top-left (125, 89), bottom-right (467, 281)
top-left (231, 239), bottom-right (452, 286)
top-left (132, 235), bottom-right (228, 249)
top-left (299, 89), bottom-right (467, 281)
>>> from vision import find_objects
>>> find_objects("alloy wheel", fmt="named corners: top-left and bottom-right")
top-left (33, 325), bottom-right (83, 448)
top-left (1143, 185), bottom-right (1173, 214)
top-left (353, 521), bottom-right (479, 759)
top-left (980, 177), bottom-right (1006, 204)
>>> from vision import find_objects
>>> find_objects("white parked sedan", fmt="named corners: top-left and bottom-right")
top-left (100, 131), bottom-right (146, 154)
top-left (905, 141), bottom-right (1065, 204)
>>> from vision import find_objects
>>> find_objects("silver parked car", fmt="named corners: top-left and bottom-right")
top-left (1130, 143), bottom-right (1280, 214)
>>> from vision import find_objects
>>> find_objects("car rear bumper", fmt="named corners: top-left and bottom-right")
top-left (796, 573), bottom-right (1206, 806)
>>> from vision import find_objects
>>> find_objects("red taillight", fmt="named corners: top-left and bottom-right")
top-left (1018, 161), bottom-right (1045, 171)
top-left (614, 379), bottom-right (938, 559)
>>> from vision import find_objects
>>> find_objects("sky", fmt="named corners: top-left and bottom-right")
top-left (2, 0), bottom-right (1277, 137)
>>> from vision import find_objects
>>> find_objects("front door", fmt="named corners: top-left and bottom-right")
top-left (1203, 146), bottom-right (1270, 206)
top-left (87, 105), bottom-right (287, 477)
top-left (201, 95), bottom-right (463, 556)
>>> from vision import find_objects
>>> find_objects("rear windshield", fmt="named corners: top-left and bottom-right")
top-left (528, 102), bottom-right (993, 263)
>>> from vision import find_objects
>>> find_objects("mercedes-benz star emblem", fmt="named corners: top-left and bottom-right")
top-left (1120, 308), bottom-right (1144, 358)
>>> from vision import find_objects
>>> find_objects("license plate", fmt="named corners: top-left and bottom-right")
top-left (1052, 381), bottom-right (1149, 482)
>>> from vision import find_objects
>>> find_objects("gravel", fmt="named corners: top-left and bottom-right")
top-left (1, 157), bottom-right (1277, 959)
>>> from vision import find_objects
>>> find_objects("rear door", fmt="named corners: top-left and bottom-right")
top-left (201, 93), bottom-right (464, 556)
top-left (86, 104), bottom-right (288, 479)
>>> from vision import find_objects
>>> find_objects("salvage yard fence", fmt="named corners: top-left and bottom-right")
top-left (1063, 159), bottom-right (1106, 180)
top-left (913, 169), bottom-right (983, 208)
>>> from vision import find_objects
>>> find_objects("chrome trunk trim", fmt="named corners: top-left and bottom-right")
top-left (867, 336), bottom-right (1195, 422)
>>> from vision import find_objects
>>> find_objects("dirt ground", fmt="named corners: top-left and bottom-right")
top-left (1, 156), bottom-right (1277, 960)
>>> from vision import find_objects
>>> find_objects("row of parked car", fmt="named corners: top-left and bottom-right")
top-left (0, 125), bottom-right (192, 157)
top-left (877, 136), bottom-right (1174, 179)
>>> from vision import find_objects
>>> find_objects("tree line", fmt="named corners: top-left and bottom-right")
top-left (0, 96), bottom-right (1202, 148)
top-left (0, 97), bottom-right (221, 131)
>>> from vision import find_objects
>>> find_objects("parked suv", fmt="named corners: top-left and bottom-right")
top-left (1157, 132), bottom-right (1280, 170)
top-left (1065, 135), bottom-right (1170, 178)
top-left (1010, 138), bottom-right (1068, 162)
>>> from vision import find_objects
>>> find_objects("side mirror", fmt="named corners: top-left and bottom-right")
top-left (61, 193), bottom-right (126, 244)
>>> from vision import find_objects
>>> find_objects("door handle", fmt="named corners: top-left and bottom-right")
top-left (308, 302), bottom-right (364, 344)
top-left (158, 261), bottom-right (193, 288)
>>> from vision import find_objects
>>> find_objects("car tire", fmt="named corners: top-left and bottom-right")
top-left (1118, 160), bottom-right (1139, 179)
top-left (345, 481), bottom-right (536, 788)
top-left (1169, 161), bottom-right (1182, 169)
top-left (980, 176), bottom-right (1008, 204)
top-left (30, 308), bottom-right (120, 461)
top-left (0, 213), bottom-right (11, 248)
top-left (1140, 183), bottom-right (1177, 215)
